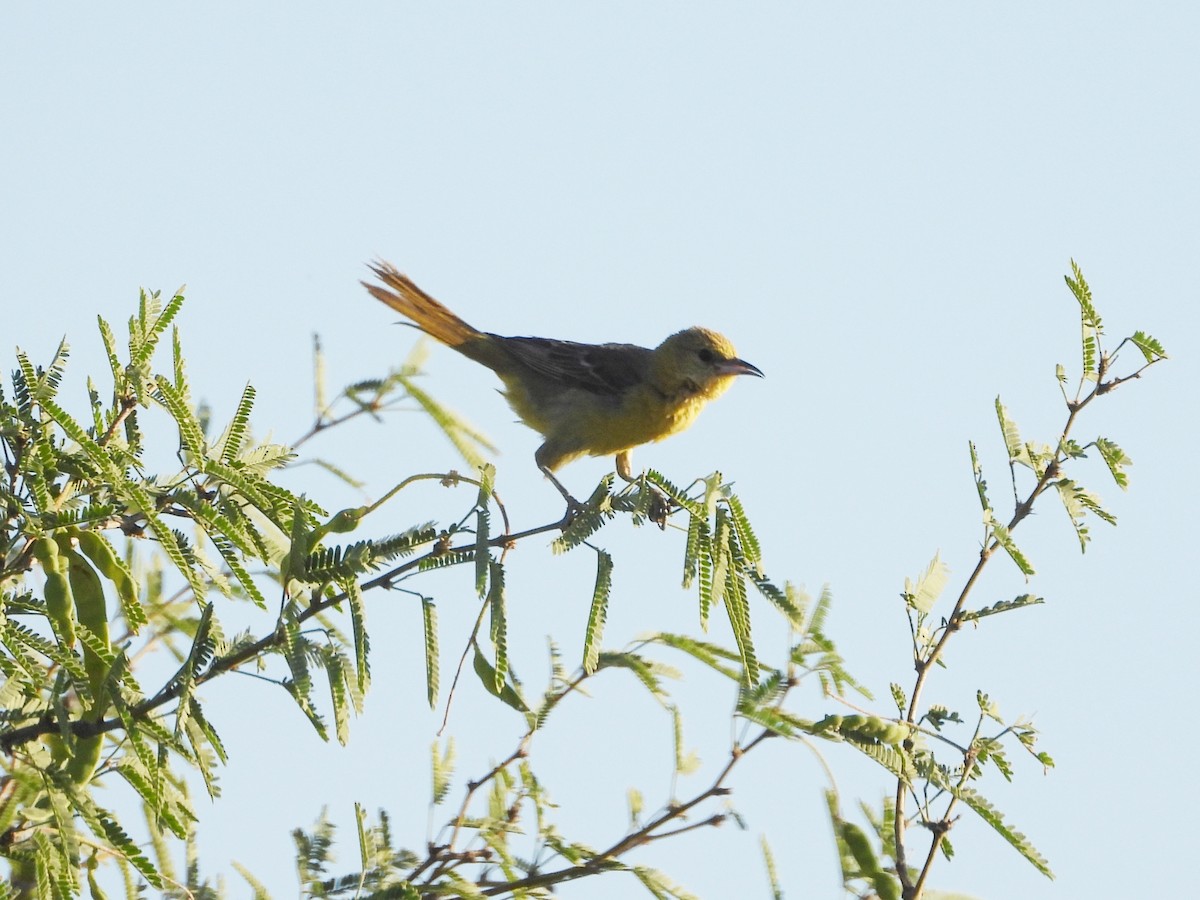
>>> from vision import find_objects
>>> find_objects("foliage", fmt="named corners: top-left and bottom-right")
top-left (0, 263), bottom-right (1166, 899)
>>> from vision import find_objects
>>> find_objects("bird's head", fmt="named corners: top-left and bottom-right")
top-left (653, 327), bottom-right (763, 400)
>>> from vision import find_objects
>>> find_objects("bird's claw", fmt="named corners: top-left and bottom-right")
top-left (557, 496), bottom-right (587, 530)
top-left (647, 488), bottom-right (672, 530)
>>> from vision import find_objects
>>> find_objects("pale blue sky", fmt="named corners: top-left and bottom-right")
top-left (3, 4), bottom-right (1197, 898)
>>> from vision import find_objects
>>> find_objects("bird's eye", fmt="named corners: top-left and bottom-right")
top-left (697, 348), bottom-right (716, 364)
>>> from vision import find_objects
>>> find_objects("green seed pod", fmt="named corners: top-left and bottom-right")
top-left (840, 714), bottom-right (867, 732)
top-left (878, 723), bottom-right (910, 745)
top-left (813, 715), bottom-right (843, 733)
top-left (859, 716), bottom-right (893, 740)
top-left (75, 530), bottom-right (145, 634)
top-left (45, 731), bottom-right (104, 787)
top-left (323, 506), bottom-right (366, 535)
top-left (66, 735), bottom-right (104, 785)
top-left (31, 536), bottom-right (76, 649)
top-left (840, 821), bottom-right (880, 875)
top-left (58, 536), bottom-right (110, 704)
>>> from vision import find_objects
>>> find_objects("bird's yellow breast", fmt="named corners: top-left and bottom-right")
top-left (500, 373), bottom-right (729, 469)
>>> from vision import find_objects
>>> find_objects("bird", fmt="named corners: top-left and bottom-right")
top-left (363, 260), bottom-right (763, 508)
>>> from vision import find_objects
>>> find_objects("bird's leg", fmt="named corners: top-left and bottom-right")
top-left (615, 451), bottom-right (636, 484)
top-left (615, 452), bottom-right (671, 529)
top-left (540, 465), bottom-right (586, 526)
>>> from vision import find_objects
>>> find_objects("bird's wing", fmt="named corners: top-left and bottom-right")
top-left (495, 336), bottom-right (653, 396)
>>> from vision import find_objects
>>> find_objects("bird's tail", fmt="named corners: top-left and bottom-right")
top-left (363, 261), bottom-right (482, 349)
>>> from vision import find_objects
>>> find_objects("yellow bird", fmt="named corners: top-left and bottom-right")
top-left (363, 261), bottom-right (762, 505)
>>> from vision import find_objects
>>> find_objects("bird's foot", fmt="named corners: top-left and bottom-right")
top-left (647, 487), bottom-right (672, 530)
top-left (556, 496), bottom-right (589, 530)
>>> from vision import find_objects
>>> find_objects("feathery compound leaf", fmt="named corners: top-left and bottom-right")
top-left (172, 603), bottom-right (216, 736)
top-left (650, 632), bottom-right (742, 680)
top-left (210, 532), bottom-right (268, 609)
top-left (303, 541), bottom-right (378, 583)
top-left (1054, 477), bottom-right (1116, 551)
top-left (714, 507), bottom-right (758, 684)
top-left (94, 806), bottom-right (163, 888)
top-left (323, 648), bottom-right (353, 745)
top-left (552, 476), bottom-right (616, 553)
top-left (1065, 260), bottom-right (1102, 380)
top-left (131, 289), bottom-right (185, 371)
top-left (595, 651), bottom-right (668, 701)
top-left (431, 737), bottom-right (456, 805)
top-left (697, 525), bottom-right (715, 632)
top-left (38, 396), bottom-right (113, 475)
top-left (418, 548), bottom-right (475, 573)
top-left (958, 594), bottom-right (1044, 623)
top-left (345, 578), bottom-right (370, 698)
top-left (724, 492), bottom-right (761, 572)
top-left (956, 786), bottom-right (1053, 878)
top-left (749, 574), bottom-right (806, 627)
top-left (217, 383), bottom-right (256, 464)
top-left (487, 560), bottom-right (508, 694)
top-left (422, 596), bottom-right (439, 708)
top-left (474, 508), bottom-right (490, 598)
top-left (1130, 330), bottom-right (1167, 363)
top-left (995, 397), bottom-right (1029, 467)
top-left (903, 552), bottom-right (950, 615)
top-left (681, 513), bottom-right (707, 591)
top-left (986, 512), bottom-right (1036, 576)
top-left (282, 617), bottom-right (329, 740)
top-left (725, 570), bottom-right (758, 684)
top-left (368, 524), bottom-right (438, 562)
top-left (97, 315), bottom-right (123, 383)
top-left (397, 374), bottom-right (496, 469)
top-left (969, 441), bottom-right (993, 514)
top-left (582, 549), bottom-right (613, 674)
top-left (632, 866), bottom-right (699, 900)
top-left (644, 469), bottom-right (705, 518)
top-left (171, 324), bottom-right (187, 398)
top-left (1096, 437), bottom-right (1131, 489)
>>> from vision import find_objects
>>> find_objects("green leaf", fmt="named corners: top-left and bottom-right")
top-left (594, 651), bottom-right (668, 701)
top-left (955, 786), bottom-right (1053, 879)
top-left (130, 289), bottom-right (185, 371)
top-left (487, 560), bottom-right (508, 694)
top-left (552, 477), bottom-right (616, 553)
top-left (1054, 478), bottom-right (1116, 551)
top-left (995, 398), bottom-right (1028, 467)
top-left (1129, 330), bottom-right (1167, 363)
top-left (323, 648), bottom-right (352, 745)
top-left (649, 633), bottom-right (742, 681)
top-left (903, 551), bottom-right (950, 614)
top-left (474, 507), bottom-right (490, 599)
top-left (681, 513), bottom-right (707, 591)
top-left (724, 492), bottom-right (761, 572)
top-left (761, 835), bottom-right (783, 900)
top-left (1064, 259), bottom-right (1102, 380)
top-left (346, 578), bottom-right (370, 698)
top-left (431, 737), bottom-right (456, 805)
top-left (748, 574), bottom-right (805, 627)
top-left (97, 315), bottom-right (123, 384)
top-left (582, 549), bottom-right (613, 674)
top-left (958, 594), bottom-right (1044, 623)
top-left (472, 646), bottom-right (527, 712)
top-left (986, 513), bottom-right (1036, 576)
top-left (1095, 437), bottom-right (1131, 489)
top-left (396, 373), bottom-right (496, 470)
top-left (632, 866), bottom-right (698, 900)
top-left (422, 596), bottom-right (439, 709)
top-left (217, 383), bottom-right (256, 464)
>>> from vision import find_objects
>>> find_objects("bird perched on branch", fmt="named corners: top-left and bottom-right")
top-left (363, 260), bottom-right (762, 507)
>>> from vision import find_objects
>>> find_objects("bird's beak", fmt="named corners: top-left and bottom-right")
top-left (717, 357), bottom-right (764, 378)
